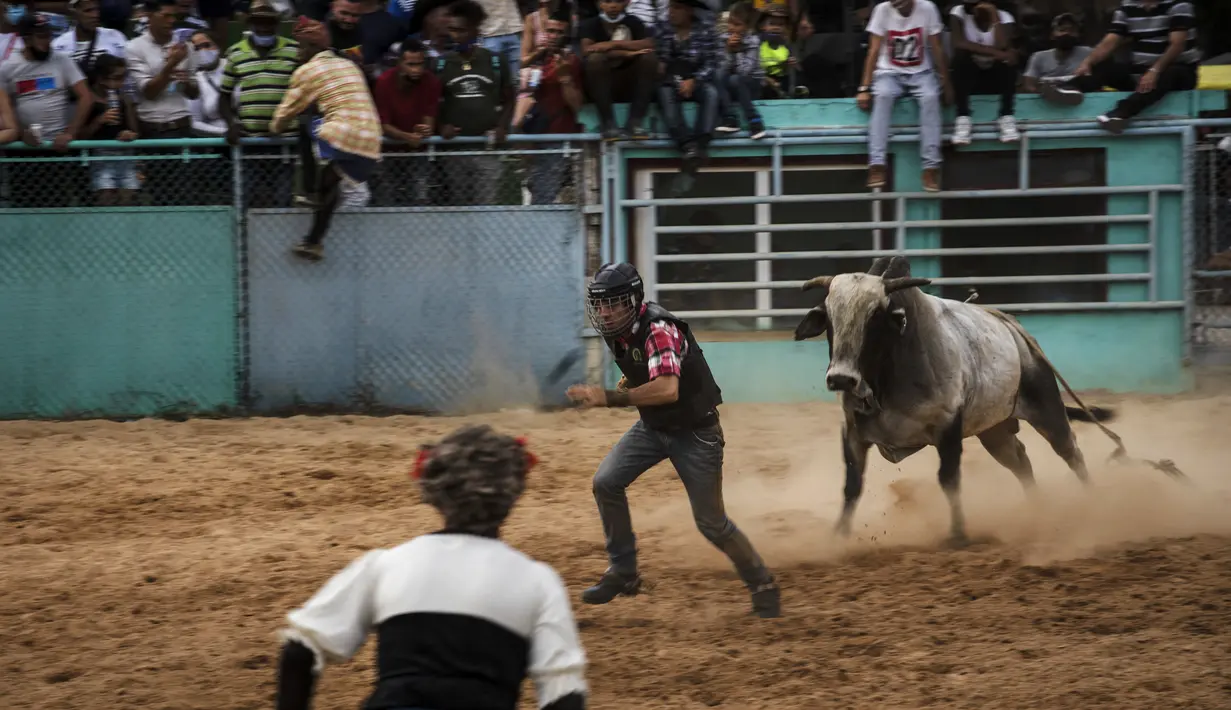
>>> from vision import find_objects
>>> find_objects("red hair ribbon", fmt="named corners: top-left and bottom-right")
top-left (516, 437), bottom-right (539, 472)
top-left (410, 446), bottom-right (432, 480)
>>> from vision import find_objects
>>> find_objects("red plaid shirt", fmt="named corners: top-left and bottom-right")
top-left (616, 304), bottom-right (685, 380)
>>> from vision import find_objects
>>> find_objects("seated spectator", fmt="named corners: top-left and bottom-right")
top-left (50, 0), bottom-right (127, 75)
top-left (434, 0), bottom-right (514, 205)
top-left (518, 6), bottom-right (582, 204)
top-left (0, 12), bottom-right (90, 150)
top-left (519, 0), bottom-right (554, 70)
top-left (756, 2), bottom-right (795, 98)
top-left (77, 53), bottom-right (140, 204)
top-left (655, 0), bottom-right (719, 172)
top-left (186, 29), bottom-right (224, 136)
top-left (371, 38), bottom-right (440, 204)
top-left (856, 0), bottom-right (951, 192)
top-left (1022, 13), bottom-right (1092, 95)
top-left (715, 0), bottom-right (766, 138)
top-left (1058, 0), bottom-right (1201, 133)
top-left (271, 15), bottom-right (383, 261)
top-left (579, 0), bottom-right (656, 141)
top-left (219, 0), bottom-right (299, 144)
top-left (948, 0), bottom-right (1019, 145)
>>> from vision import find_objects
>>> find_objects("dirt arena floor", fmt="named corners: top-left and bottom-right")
top-left (3, 392), bottom-right (1231, 710)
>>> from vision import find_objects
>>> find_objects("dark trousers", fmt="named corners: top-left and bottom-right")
top-left (716, 68), bottom-right (763, 125)
top-left (656, 79), bottom-right (719, 150)
top-left (951, 49), bottom-right (1017, 117)
top-left (1065, 59), bottom-right (1198, 119)
top-left (583, 52), bottom-right (657, 127)
top-left (591, 418), bottom-right (773, 590)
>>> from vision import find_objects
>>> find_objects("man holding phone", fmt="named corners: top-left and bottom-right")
top-left (126, 0), bottom-right (198, 139)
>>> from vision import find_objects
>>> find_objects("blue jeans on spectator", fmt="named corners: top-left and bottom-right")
top-left (482, 32), bottom-right (522, 78)
top-left (715, 67), bottom-right (763, 129)
top-left (868, 69), bottom-right (942, 169)
top-left (656, 78), bottom-right (719, 151)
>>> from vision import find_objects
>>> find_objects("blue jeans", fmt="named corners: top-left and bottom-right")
top-left (591, 419), bottom-right (773, 590)
top-left (716, 68), bottom-right (762, 126)
top-left (869, 69), bottom-right (942, 169)
top-left (656, 79), bottom-right (719, 150)
top-left (482, 32), bottom-right (522, 78)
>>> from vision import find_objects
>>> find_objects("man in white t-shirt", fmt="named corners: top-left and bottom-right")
top-left (947, 0), bottom-right (1019, 145)
top-left (51, 0), bottom-right (128, 76)
top-left (856, 0), bottom-right (952, 192)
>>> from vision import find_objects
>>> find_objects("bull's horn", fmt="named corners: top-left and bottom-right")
top-left (801, 275), bottom-right (833, 292)
top-left (882, 277), bottom-right (932, 294)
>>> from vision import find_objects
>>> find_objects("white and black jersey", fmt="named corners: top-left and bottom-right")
top-left (278, 532), bottom-right (588, 710)
top-left (1109, 0), bottom-right (1201, 69)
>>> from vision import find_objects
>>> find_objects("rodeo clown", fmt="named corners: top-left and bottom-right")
top-left (273, 424), bottom-right (589, 710)
top-left (566, 262), bottom-right (781, 618)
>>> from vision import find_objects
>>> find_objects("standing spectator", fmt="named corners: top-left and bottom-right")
top-left (129, 0), bottom-right (210, 37)
top-left (1022, 13), bottom-right (1093, 97)
top-left (405, 0), bottom-right (456, 57)
top-left (1, 1), bottom-right (27, 66)
top-left (655, 0), bottom-right (720, 172)
top-left (353, 0), bottom-right (410, 78)
top-left (478, 0), bottom-right (523, 77)
top-left (186, 28), bottom-right (224, 135)
top-left (219, 0), bottom-right (299, 144)
top-left (270, 16), bottom-right (382, 261)
top-left (715, 0), bottom-right (765, 137)
top-left (372, 37), bottom-right (440, 204)
top-left (1056, 0), bottom-right (1201, 134)
top-left (434, 0), bottom-right (514, 205)
top-left (856, 0), bottom-right (951, 192)
top-left (579, 0), bottom-right (656, 141)
top-left (0, 12), bottom-right (89, 149)
top-left (126, 0), bottom-right (199, 138)
top-left (77, 53), bottom-right (140, 204)
top-left (519, 6), bottom-right (582, 204)
top-left (272, 425), bottom-right (589, 710)
top-left (50, 0), bottom-right (127, 76)
top-left (948, 0), bottom-right (1020, 145)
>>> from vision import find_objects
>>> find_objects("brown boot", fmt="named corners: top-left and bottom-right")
top-left (922, 167), bottom-right (941, 192)
top-left (867, 164), bottom-right (887, 189)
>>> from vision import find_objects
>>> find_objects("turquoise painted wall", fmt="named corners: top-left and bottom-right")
top-left (0, 209), bottom-right (238, 418)
top-left (609, 92), bottom-right (1220, 400)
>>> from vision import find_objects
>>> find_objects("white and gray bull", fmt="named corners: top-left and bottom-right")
top-left (793, 256), bottom-right (1114, 546)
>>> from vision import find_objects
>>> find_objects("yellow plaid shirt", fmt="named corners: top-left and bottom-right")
top-left (271, 50), bottom-right (383, 160)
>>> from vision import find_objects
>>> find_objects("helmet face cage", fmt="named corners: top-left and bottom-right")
top-left (586, 290), bottom-right (639, 337)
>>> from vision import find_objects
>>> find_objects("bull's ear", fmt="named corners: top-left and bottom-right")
top-left (794, 307), bottom-right (829, 341)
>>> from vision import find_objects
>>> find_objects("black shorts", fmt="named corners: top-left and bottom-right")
top-left (196, 0), bottom-right (235, 20)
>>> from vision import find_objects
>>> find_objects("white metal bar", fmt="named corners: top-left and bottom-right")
top-left (654, 213), bottom-right (1150, 234)
top-left (655, 243), bottom-right (1150, 262)
top-left (620, 184), bottom-right (1185, 207)
top-left (755, 171), bottom-right (772, 331)
top-left (654, 273), bottom-right (1151, 291)
top-left (672, 301), bottom-right (1185, 318)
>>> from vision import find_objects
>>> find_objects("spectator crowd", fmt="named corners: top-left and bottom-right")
top-left (0, 0), bottom-right (1228, 209)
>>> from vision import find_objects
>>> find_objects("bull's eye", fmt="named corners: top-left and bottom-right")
top-left (889, 307), bottom-right (907, 334)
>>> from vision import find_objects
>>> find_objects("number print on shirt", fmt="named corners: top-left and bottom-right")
top-left (887, 27), bottom-right (924, 68)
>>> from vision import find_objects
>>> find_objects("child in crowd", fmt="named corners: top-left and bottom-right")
top-left (78, 53), bottom-right (140, 205)
top-left (757, 3), bottom-right (796, 98)
top-left (716, 1), bottom-right (766, 138)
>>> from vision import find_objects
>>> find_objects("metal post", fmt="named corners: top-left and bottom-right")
top-left (1181, 125), bottom-right (1196, 363)
top-left (895, 196), bottom-right (906, 252)
top-left (599, 142), bottom-right (611, 264)
top-left (755, 171), bottom-right (772, 330)
top-left (771, 139), bottom-right (783, 196)
top-left (1018, 133), bottom-right (1030, 190)
top-left (230, 144), bottom-right (250, 410)
top-left (1148, 189), bottom-right (1159, 302)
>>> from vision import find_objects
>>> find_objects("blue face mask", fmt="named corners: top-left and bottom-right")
top-left (250, 32), bottom-right (276, 47)
top-left (6, 4), bottom-right (28, 25)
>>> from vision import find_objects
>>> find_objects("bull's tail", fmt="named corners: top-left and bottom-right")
top-left (1065, 405), bottom-right (1116, 423)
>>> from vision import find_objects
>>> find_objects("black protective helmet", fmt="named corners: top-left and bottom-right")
top-left (586, 262), bottom-right (644, 337)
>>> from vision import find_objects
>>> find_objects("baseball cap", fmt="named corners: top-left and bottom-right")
top-left (248, 0), bottom-right (280, 19)
top-left (16, 12), bottom-right (51, 36)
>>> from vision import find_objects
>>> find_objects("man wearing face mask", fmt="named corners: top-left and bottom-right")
top-left (186, 28), bottom-right (224, 135)
top-left (1, 1), bottom-right (29, 65)
top-left (1022, 13), bottom-right (1092, 98)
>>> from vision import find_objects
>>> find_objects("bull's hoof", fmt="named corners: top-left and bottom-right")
top-left (944, 533), bottom-right (971, 550)
top-left (832, 519), bottom-right (852, 538)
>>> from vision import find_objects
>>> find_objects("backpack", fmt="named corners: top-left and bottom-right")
top-left (433, 46), bottom-right (503, 89)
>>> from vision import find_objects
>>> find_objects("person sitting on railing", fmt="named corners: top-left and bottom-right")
top-left (433, 0), bottom-right (515, 205)
top-left (1051, 0), bottom-right (1201, 134)
top-left (579, 0), bottom-right (656, 141)
top-left (948, 0), bottom-right (1020, 145)
top-left (371, 37), bottom-right (439, 204)
top-left (713, 1), bottom-right (766, 137)
top-left (0, 12), bottom-right (90, 152)
top-left (77, 53), bottom-right (140, 204)
top-left (856, 0), bottom-right (952, 192)
top-left (1022, 13), bottom-right (1092, 98)
top-left (270, 14), bottom-right (382, 261)
top-left (655, 0), bottom-right (720, 177)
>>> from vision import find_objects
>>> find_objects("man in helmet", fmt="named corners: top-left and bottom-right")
top-left (566, 262), bottom-right (781, 619)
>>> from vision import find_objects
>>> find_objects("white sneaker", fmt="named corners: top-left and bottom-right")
top-left (998, 115), bottom-right (1020, 143)
top-left (952, 116), bottom-right (973, 146)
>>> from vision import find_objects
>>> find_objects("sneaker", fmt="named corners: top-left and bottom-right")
top-left (292, 241), bottom-right (323, 261)
top-left (952, 115), bottom-right (973, 146)
top-left (867, 164), bottom-right (887, 189)
top-left (922, 167), bottom-right (941, 193)
top-left (1038, 81), bottom-right (1085, 106)
top-left (600, 120), bottom-right (621, 142)
top-left (749, 118), bottom-right (767, 140)
top-left (1097, 114), bottom-right (1125, 135)
top-left (581, 570), bottom-right (641, 605)
top-left (750, 581), bottom-right (781, 619)
top-left (998, 114), bottom-right (1020, 143)
top-left (626, 121), bottom-right (650, 141)
top-left (716, 116), bottom-right (740, 134)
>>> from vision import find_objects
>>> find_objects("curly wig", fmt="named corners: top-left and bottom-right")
top-left (413, 424), bottom-right (536, 535)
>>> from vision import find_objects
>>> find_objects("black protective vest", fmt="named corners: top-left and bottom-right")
top-left (608, 303), bottom-right (723, 431)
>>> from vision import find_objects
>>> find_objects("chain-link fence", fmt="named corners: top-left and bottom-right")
top-left (0, 138), bottom-right (593, 418)
top-left (1192, 133), bottom-right (1231, 350)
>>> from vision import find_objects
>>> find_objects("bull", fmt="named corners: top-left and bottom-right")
top-left (792, 256), bottom-right (1114, 546)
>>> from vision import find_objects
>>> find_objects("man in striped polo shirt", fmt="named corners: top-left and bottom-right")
top-left (1047, 0), bottom-right (1200, 134)
top-left (219, 0), bottom-right (299, 146)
